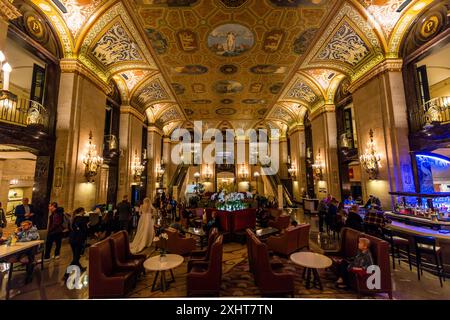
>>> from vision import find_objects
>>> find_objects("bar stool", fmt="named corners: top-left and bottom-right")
top-left (414, 235), bottom-right (444, 287)
top-left (381, 228), bottom-right (412, 270)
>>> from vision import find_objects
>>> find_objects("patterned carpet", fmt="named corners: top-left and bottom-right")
top-left (129, 243), bottom-right (388, 299)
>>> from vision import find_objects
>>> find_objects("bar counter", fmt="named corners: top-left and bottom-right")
top-left (384, 219), bottom-right (450, 273)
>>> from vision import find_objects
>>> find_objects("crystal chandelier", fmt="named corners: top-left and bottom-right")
top-left (82, 131), bottom-right (103, 182)
top-left (359, 129), bottom-right (382, 180)
top-left (132, 150), bottom-right (145, 180)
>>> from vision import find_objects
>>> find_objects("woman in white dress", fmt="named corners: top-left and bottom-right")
top-left (130, 198), bottom-right (155, 254)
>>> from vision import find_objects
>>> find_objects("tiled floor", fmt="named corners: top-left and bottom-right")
top-left (2, 208), bottom-right (450, 299)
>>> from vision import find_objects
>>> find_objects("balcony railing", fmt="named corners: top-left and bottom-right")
top-left (0, 92), bottom-right (49, 131)
top-left (410, 96), bottom-right (450, 132)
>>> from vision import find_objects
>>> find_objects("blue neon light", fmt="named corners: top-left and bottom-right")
top-left (416, 152), bottom-right (450, 167)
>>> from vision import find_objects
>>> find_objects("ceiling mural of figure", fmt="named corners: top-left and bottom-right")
top-left (145, 28), bottom-right (168, 54)
top-left (250, 65), bottom-right (287, 74)
top-left (207, 24), bottom-right (254, 57)
top-left (173, 65), bottom-right (208, 74)
top-left (270, 82), bottom-right (284, 94)
top-left (214, 80), bottom-right (244, 94)
top-left (135, 0), bottom-right (199, 6)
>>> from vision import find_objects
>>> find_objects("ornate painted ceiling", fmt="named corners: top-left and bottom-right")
top-left (28, 0), bottom-right (435, 132)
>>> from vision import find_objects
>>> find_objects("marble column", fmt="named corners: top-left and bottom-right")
top-left (288, 125), bottom-right (306, 201)
top-left (51, 64), bottom-right (108, 212)
top-left (147, 125), bottom-right (163, 201)
top-left (310, 105), bottom-right (341, 200)
top-left (117, 106), bottom-right (145, 202)
top-left (351, 69), bottom-right (414, 209)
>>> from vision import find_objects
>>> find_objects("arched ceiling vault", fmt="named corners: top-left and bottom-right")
top-left (28, 0), bottom-right (434, 131)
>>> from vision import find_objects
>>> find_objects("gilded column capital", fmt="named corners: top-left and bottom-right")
top-left (120, 105), bottom-right (146, 122)
top-left (348, 58), bottom-right (403, 93)
top-left (288, 124), bottom-right (305, 136)
top-left (60, 59), bottom-right (112, 95)
top-left (147, 124), bottom-right (164, 136)
top-left (0, 0), bottom-right (21, 21)
top-left (310, 104), bottom-right (336, 121)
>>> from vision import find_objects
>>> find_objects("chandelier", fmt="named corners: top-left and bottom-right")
top-left (359, 129), bottom-right (381, 180)
top-left (82, 131), bottom-right (103, 182)
top-left (132, 150), bottom-right (145, 180)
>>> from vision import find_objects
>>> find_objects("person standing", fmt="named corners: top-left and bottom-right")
top-left (44, 203), bottom-right (64, 261)
top-left (68, 207), bottom-right (89, 271)
top-left (14, 197), bottom-right (35, 227)
top-left (130, 198), bottom-right (155, 254)
top-left (116, 195), bottom-right (132, 233)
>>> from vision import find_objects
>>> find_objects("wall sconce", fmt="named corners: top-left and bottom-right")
top-left (194, 171), bottom-right (201, 184)
top-left (132, 149), bottom-right (145, 180)
top-left (155, 159), bottom-right (165, 186)
top-left (312, 149), bottom-right (324, 180)
top-left (239, 166), bottom-right (249, 180)
top-left (288, 165), bottom-right (297, 179)
top-left (204, 163), bottom-right (212, 180)
top-left (359, 129), bottom-right (381, 179)
top-left (82, 131), bottom-right (103, 182)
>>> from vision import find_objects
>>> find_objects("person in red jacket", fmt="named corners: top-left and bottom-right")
top-left (44, 203), bottom-right (64, 261)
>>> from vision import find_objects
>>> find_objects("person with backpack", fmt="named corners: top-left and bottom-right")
top-left (44, 203), bottom-right (64, 261)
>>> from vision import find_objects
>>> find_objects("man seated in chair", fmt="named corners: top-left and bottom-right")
top-left (335, 237), bottom-right (373, 289)
top-left (11, 220), bottom-right (40, 283)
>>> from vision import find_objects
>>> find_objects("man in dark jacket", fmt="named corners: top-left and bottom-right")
top-left (116, 195), bottom-right (132, 232)
top-left (14, 197), bottom-right (35, 227)
top-left (68, 207), bottom-right (89, 271)
top-left (345, 205), bottom-right (364, 232)
top-left (44, 203), bottom-right (64, 260)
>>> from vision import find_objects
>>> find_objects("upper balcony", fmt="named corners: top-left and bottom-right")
top-left (410, 96), bottom-right (450, 133)
top-left (0, 91), bottom-right (49, 133)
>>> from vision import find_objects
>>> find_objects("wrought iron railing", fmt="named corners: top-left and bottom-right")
top-left (0, 92), bottom-right (49, 131)
top-left (410, 96), bottom-right (450, 132)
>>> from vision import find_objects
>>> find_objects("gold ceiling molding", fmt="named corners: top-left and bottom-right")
top-left (113, 75), bottom-right (130, 104)
top-left (31, 0), bottom-right (75, 57)
top-left (281, 74), bottom-right (324, 108)
top-left (347, 58), bottom-right (403, 93)
top-left (60, 58), bottom-right (113, 94)
top-left (120, 105), bottom-right (146, 122)
top-left (0, 0), bottom-right (22, 21)
top-left (77, 2), bottom-right (158, 82)
top-left (300, 2), bottom-right (384, 80)
top-left (387, 0), bottom-right (435, 57)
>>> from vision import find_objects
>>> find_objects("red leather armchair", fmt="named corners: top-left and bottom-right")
top-left (349, 233), bottom-right (392, 299)
top-left (297, 224), bottom-right (311, 251)
top-left (88, 238), bottom-right (135, 299)
top-left (266, 226), bottom-right (300, 256)
top-left (109, 231), bottom-right (146, 277)
top-left (187, 235), bottom-right (224, 296)
top-left (268, 215), bottom-right (290, 231)
top-left (163, 228), bottom-right (196, 256)
top-left (252, 235), bottom-right (295, 297)
top-left (328, 227), bottom-right (392, 299)
top-left (187, 228), bottom-right (218, 272)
